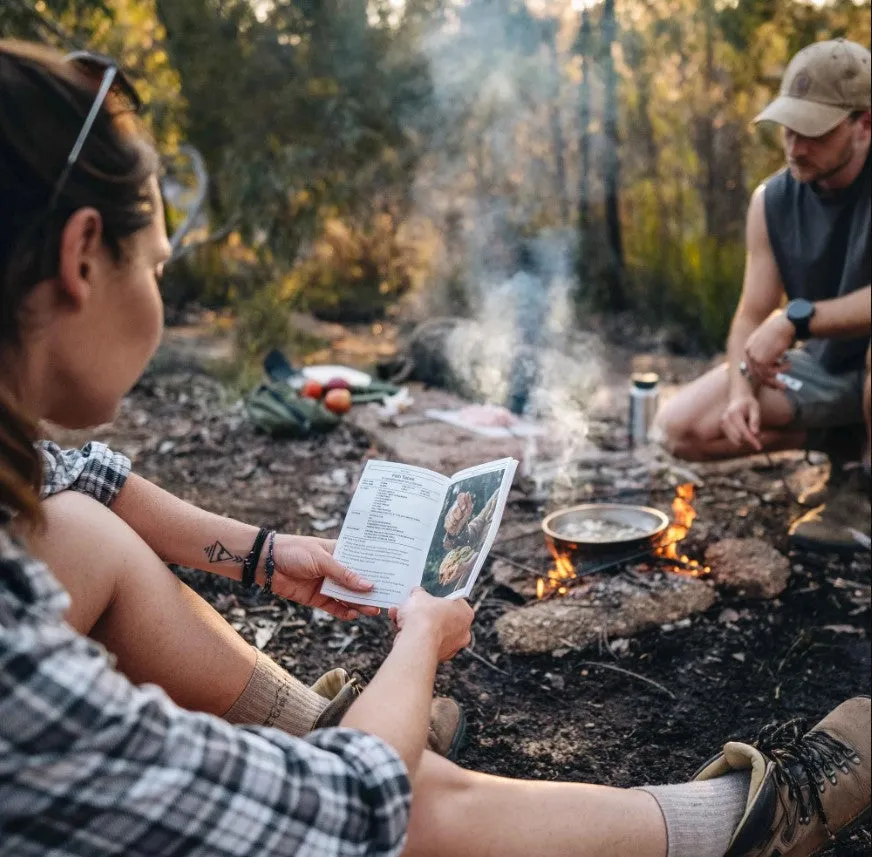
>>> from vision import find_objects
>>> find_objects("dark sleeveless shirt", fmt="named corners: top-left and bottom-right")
top-left (763, 149), bottom-right (871, 374)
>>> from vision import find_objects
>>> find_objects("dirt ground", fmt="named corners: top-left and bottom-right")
top-left (67, 329), bottom-right (871, 855)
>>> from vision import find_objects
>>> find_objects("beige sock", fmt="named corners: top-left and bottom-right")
top-left (222, 650), bottom-right (329, 737)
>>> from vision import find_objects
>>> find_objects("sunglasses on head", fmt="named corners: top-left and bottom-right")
top-left (48, 51), bottom-right (143, 211)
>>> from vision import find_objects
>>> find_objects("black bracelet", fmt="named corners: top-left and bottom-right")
top-left (242, 527), bottom-right (270, 589)
top-left (263, 531), bottom-right (277, 595)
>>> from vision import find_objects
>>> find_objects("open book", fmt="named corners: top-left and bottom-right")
top-left (321, 458), bottom-right (518, 609)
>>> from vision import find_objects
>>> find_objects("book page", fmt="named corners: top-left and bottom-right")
top-left (418, 458), bottom-right (518, 601)
top-left (321, 460), bottom-right (449, 609)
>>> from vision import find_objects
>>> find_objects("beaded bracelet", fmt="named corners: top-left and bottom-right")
top-left (242, 527), bottom-right (271, 589)
top-left (263, 531), bottom-right (277, 595)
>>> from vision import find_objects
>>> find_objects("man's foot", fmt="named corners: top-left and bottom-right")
top-left (789, 466), bottom-right (871, 555)
top-left (694, 697), bottom-right (871, 857)
top-left (310, 669), bottom-right (467, 760)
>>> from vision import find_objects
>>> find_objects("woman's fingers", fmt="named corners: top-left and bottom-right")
top-left (320, 552), bottom-right (373, 592)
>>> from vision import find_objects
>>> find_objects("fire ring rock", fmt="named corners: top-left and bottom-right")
top-left (495, 574), bottom-right (716, 655)
top-left (704, 538), bottom-right (790, 600)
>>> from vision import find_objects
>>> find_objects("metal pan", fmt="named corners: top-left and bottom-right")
top-left (542, 503), bottom-right (670, 562)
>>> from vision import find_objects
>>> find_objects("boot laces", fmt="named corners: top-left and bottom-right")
top-left (755, 718), bottom-right (861, 829)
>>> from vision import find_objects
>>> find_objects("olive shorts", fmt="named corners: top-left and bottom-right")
top-left (781, 348), bottom-right (866, 430)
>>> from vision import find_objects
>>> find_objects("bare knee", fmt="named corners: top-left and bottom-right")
top-left (653, 406), bottom-right (711, 462)
top-left (31, 491), bottom-right (146, 633)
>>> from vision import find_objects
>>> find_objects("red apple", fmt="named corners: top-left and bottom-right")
top-left (324, 388), bottom-right (353, 414)
top-left (301, 379), bottom-right (324, 399)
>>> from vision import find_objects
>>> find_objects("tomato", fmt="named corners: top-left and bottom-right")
top-left (324, 388), bottom-right (353, 414)
top-left (324, 377), bottom-right (352, 392)
top-left (301, 379), bottom-right (324, 399)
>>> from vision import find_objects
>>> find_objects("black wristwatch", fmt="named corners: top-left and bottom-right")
top-left (785, 298), bottom-right (816, 341)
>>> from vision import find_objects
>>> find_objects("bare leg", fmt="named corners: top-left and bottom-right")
top-left (403, 752), bottom-right (667, 857)
top-left (654, 363), bottom-right (806, 462)
top-left (29, 491), bottom-right (257, 715)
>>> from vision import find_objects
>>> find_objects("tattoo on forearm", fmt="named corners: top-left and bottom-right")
top-left (204, 541), bottom-right (244, 565)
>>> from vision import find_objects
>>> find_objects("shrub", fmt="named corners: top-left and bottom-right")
top-left (284, 215), bottom-right (416, 322)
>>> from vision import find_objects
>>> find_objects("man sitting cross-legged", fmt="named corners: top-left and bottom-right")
top-left (655, 39), bottom-right (871, 554)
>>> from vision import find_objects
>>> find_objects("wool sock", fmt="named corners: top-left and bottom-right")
top-left (223, 649), bottom-right (329, 737)
top-left (639, 770), bottom-right (752, 857)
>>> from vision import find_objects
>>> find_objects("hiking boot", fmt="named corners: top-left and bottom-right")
top-left (311, 669), bottom-right (467, 760)
top-left (426, 696), bottom-right (467, 761)
top-left (310, 667), bottom-right (364, 728)
top-left (694, 696), bottom-right (871, 857)
top-left (789, 466), bottom-right (871, 555)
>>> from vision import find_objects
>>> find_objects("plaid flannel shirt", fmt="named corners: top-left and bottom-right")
top-left (38, 440), bottom-right (132, 505)
top-left (0, 444), bottom-right (411, 856)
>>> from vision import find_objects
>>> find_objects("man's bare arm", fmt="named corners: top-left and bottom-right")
top-left (727, 185), bottom-right (785, 400)
top-left (808, 285), bottom-right (872, 339)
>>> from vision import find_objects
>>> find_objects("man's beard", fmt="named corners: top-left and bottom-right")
top-left (791, 138), bottom-right (856, 185)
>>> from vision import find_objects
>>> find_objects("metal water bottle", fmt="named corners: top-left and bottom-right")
top-left (628, 372), bottom-right (660, 447)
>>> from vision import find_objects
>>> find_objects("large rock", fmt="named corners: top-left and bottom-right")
top-left (495, 573), bottom-right (716, 655)
top-left (704, 538), bottom-right (790, 600)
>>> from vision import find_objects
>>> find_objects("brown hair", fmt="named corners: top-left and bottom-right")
top-left (0, 40), bottom-right (158, 522)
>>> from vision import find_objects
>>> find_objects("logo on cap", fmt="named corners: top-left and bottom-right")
top-left (790, 71), bottom-right (812, 97)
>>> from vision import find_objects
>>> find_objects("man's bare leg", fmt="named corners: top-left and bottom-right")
top-left (403, 752), bottom-right (668, 857)
top-left (654, 363), bottom-right (805, 462)
top-left (30, 491), bottom-right (260, 715)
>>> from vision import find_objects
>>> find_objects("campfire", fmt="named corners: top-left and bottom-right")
top-left (535, 483), bottom-right (708, 599)
top-left (656, 484), bottom-right (709, 577)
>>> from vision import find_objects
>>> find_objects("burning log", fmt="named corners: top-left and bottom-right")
top-left (496, 573), bottom-right (717, 655)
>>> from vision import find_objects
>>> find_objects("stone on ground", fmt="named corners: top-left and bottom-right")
top-left (704, 537), bottom-right (790, 600)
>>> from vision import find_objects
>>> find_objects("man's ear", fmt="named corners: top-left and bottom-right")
top-left (56, 208), bottom-right (105, 309)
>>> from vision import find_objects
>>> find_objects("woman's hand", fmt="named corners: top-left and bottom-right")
top-left (269, 535), bottom-right (379, 620)
top-left (389, 588), bottom-right (473, 661)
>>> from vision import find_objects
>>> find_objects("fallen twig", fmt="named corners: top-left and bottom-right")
top-left (490, 552), bottom-right (544, 578)
top-left (577, 659), bottom-right (676, 700)
top-left (462, 647), bottom-right (510, 676)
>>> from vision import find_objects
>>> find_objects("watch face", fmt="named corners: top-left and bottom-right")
top-left (788, 299), bottom-right (814, 322)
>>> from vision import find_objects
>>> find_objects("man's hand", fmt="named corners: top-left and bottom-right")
top-left (744, 312), bottom-right (795, 388)
top-left (389, 589), bottom-right (473, 661)
top-left (270, 535), bottom-right (379, 620)
top-left (720, 392), bottom-right (763, 452)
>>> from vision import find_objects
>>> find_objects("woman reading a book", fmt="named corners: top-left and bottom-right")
top-left (1, 40), bottom-right (869, 857)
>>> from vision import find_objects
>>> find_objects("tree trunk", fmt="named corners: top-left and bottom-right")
top-left (700, 0), bottom-right (718, 239)
top-left (577, 11), bottom-right (592, 265)
top-left (602, 0), bottom-right (626, 311)
top-left (545, 21), bottom-right (570, 225)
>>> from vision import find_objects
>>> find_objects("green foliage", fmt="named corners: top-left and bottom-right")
top-left (4, 0), bottom-right (871, 357)
top-left (624, 186), bottom-right (745, 351)
top-left (234, 280), bottom-right (292, 363)
top-left (283, 215), bottom-right (416, 322)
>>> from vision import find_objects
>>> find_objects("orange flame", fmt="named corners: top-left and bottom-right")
top-left (536, 551), bottom-right (576, 599)
top-left (655, 483), bottom-right (709, 576)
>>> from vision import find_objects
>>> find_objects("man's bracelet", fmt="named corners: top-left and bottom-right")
top-left (242, 527), bottom-right (271, 588)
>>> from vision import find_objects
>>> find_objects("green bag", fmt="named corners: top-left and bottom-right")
top-left (246, 382), bottom-right (340, 438)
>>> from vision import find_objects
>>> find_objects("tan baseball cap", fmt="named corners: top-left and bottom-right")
top-left (754, 39), bottom-right (871, 137)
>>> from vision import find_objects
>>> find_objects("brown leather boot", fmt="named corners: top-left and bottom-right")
top-left (311, 669), bottom-right (467, 760)
top-left (789, 467), bottom-right (871, 555)
top-left (694, 697), bottom-right (871, 857)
